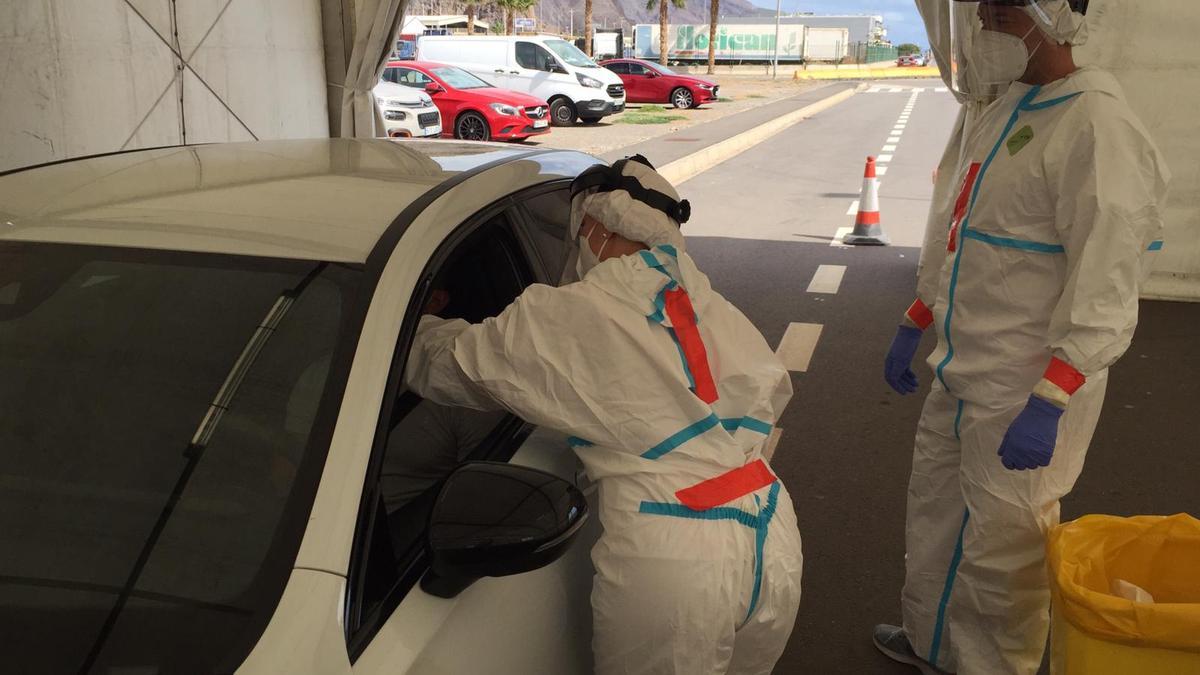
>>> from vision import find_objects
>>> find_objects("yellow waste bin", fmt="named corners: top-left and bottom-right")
top-left (1047, 514), bottom-right (1200, 675)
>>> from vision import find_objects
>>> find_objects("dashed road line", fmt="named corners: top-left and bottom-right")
top-left (846, 199), bottom-right (860, 216)
top-left (882, 144), bottom-right (897, 152)
top-left (887, 136), bottom-right (900, 143)
top-left (776, 322), bottom-right (824, 372)
top-left (831, 226), bottom-right (852, 247)
top-left (877, 154), bottom-right (894, 163)
top-left (806, 264), bottom-right (846, 294)
top-left (876, 166), bottom-right (888, 175)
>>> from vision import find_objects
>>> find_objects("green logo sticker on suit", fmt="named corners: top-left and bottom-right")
top-left (1007, 125), bottom-right (1035, 156)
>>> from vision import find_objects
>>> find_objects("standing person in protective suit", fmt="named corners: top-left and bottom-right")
top-left (872, 2), bottom-right (1170, 674)
top-left (403, 157), bottom-right (804, 675)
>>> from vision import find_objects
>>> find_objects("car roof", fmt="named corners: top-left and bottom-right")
top-left (0, 139), bottom-right (583, 264)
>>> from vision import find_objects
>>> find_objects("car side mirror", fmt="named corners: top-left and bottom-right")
top-left (425, 82), bottom-right (444, 94)
top-left (549, 63), bottom-right (568, 75)
top-left (420, 461), bottom-right (589, 598)
top-left (645, 70), bottom-right (659, 78)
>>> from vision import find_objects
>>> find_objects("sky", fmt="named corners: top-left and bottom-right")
top-left (747, 0), bottom-right (929, 49)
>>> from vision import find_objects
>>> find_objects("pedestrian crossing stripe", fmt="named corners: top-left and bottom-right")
top-left (865, 85), bottom-right (950, 94)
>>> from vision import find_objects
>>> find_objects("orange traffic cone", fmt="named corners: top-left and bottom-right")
top-left (844, 156), bottom-right (890, 246)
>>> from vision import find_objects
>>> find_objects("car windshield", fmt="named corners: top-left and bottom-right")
top-left (0, 242), bottom-right (358, 674)
top-left (432, 65), bottom-right (491, 89)
top-left (544, 39), bottom-right (597, 68)
top-left (646, 61), bottom-right (676, 75)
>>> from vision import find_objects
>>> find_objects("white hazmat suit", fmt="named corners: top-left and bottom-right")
top-left (403, 159), bottom-right (803, 675)
top-left (890, 3), bottom-right (1171, 673)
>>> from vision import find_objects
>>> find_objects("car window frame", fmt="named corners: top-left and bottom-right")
top-left (507, 180), bottom-right (574, 286)
top-left (515, 41), bottom-right (556, 72)
top-left (343, 195), bottom-right (549, 661)
top-left (395, 66), bottom-right (432, 88)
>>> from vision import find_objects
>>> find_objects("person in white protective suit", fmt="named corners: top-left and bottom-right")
top-left (872, 2), bottom-right (1171, 674)
top-left (403, 156), bottom-right (804, 675)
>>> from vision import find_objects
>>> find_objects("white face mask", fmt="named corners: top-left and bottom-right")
top-left (575, 222), bottom-right (610, 278)
top-left (969, 26), bottom-right (1039, 85)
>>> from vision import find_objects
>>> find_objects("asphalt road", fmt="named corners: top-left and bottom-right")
top-left (677, 80), bottom-right (1200, 674)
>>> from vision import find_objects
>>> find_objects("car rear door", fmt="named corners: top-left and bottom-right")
top-left (348, 189), bottom-right (596, 675)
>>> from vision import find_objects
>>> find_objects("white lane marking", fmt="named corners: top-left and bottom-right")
top-left (912, 88), bottom-right (926, 93)
top-left (888, 87), bottom-right (903, 93)
top-left (882, 144), bottom-right (897, 152)
top-left (877, 154), bottom-right (894, 163)
top-left (936, 87), bottom-right (948, 92)
top-left (764, 428), bottom-right (783, 462)
top-left (887, 136), bottom-right (901, 143)
top-left (868, 86), bottom-right (885, 93)
top-left (846, 199), bottom-right (860, 215)
top-left (807, 264), bottom-right (847, 294)
top-left (776, 322), bottom-right (824, 372)
top-left (876, 166), bottom-right (888, 176)
top-left (893, 125), bottom-right (906, 131)
top-left (831, 226), bottom-right (852, 247)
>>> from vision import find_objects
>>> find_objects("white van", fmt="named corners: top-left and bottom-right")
top-left (417, 35), bottom-right (626, 126)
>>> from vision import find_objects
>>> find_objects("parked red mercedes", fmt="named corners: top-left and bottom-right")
top-left (383, 61), bottom-right (552, 142)
top-left (598, 59), bottom-right (719, 109)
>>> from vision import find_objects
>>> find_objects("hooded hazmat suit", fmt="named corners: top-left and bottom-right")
top-left (403, 160), bottom-right (803, 675)
top-left (888, 3), bottom-right (1170, 673)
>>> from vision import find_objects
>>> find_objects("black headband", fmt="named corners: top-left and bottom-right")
top-left (571, 155), bottom-right (692, 225)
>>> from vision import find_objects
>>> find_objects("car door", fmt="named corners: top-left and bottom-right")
top-left (513, 41), bottom-right (562, 102)
top-left (347, 190), bottom-right (597, 675)
top-left (626, 61), bottom-right (659, 102)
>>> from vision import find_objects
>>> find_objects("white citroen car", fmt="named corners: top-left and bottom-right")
top-left (0, 139), bottom-right (605, 674)
top-left (374, 80), bottom-right (442, 138)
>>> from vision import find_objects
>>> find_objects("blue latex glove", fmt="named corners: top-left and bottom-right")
top-left (998, 395), bottom-right (1064, 470)
top-left (884, 325), bottom-right (923, 395)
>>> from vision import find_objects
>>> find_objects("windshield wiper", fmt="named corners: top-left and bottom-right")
top-left (79, 263), bottom-right (327, 674)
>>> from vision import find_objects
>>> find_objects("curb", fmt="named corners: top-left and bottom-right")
top-left (659, 84), bottom-right (865, 186)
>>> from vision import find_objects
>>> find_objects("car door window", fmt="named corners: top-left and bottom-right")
top-left (516, 41), bottom-right (554, 71)
top-left (514, 186), bottom-right (574, 285)
top-left (381, 67), bottom-right (398, 84)
top-left (395, 67), bottom-right (432, 88)
top-left (605, 62), bottom-right (629, 75)
top-left (627, 62), bottom-right (648, 76)
top-left (346, 212), bottom-right (538, 658)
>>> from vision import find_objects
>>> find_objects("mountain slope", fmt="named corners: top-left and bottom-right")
top-left (531, 0), bottom-right (772, 34)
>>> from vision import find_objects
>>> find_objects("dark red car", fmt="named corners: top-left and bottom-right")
top-left (383, 60), bottom-right (552, 142)
top-left (598, 59), bottom-right (719, 109)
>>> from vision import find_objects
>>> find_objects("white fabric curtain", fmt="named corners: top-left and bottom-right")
top-left (339, 0), bottom-right (407, 138)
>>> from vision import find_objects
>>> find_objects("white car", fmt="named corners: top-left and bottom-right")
top-left (417, 35), bottom-right (626, 126)
top-left (374, 80), bottom-right (442, 138)
top-left (0, 139), bottom-right (606, 674)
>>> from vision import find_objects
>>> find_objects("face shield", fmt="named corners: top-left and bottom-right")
top-left (949, 0), bottom-right (1088, 99)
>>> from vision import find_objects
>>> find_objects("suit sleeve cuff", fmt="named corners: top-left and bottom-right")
top-left (1033, 357), bottom-right (1087, 408)
top-left (904, 299), bottom-right (935, 330)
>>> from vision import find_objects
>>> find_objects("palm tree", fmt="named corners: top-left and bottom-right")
top-left (584, 0), bottom-right (593, 55)
top-left (496, 0), bottom-right (535, 34)
top-left (464, 1), bottom-right (477, 35)
top-left (706, 0), bottom-right (718, 74)
top-left (646, 0), bottom-right (687, 66)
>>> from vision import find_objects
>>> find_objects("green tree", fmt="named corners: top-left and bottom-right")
top-left (897, 42), bottom-right (921, 56)
top-left (496, 0), bottom-right (536, 34)
top-left (706, 0), bottom-right (718, 74)
top-left (464, 1), bottom-right (477, 35)
top-left (648, 0), bottom-right (686, 65)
